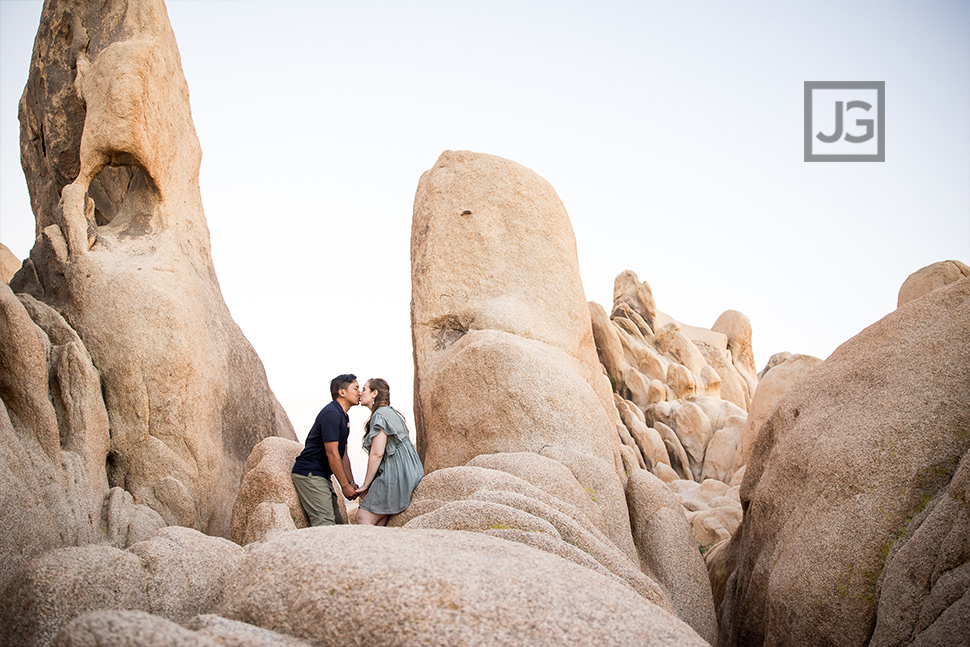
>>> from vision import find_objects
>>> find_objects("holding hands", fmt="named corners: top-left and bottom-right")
top-left (342, 481), bottom-right (359, 500)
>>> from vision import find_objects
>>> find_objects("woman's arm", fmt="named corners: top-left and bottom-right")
top-left (357, 430), bottom-right (388, 493)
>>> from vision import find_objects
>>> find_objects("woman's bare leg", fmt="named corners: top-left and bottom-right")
top-left (356, 507), bottom-right (387, 526)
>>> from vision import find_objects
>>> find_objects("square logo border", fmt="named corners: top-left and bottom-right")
top-left (804, 81), bottom-right (885, 162)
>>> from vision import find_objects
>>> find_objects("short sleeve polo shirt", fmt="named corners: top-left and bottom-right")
top-left (292, 400), bottom-right (350, 478)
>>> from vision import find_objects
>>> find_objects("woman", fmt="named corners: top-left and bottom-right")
top-left (355, 378), bottom-right (424, 526)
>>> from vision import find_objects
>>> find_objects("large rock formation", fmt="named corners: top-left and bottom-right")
top-left (410, 150), bottom-right (630, 552)
top-left (715, 273), bottom-right (970, 646)
top-left (8, 0), bottom-right (294, 539)
top-left (0, 280), bottom-right (166, 598)
top-left (218, 526), bottom-right (710, 647)
top-left (32, 526), bottom-right (709, 647)
top-left (408, 151), bottom-right (717, 641)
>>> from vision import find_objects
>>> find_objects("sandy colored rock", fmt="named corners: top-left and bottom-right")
top-left (611, 303), bottom-right (655, 343)
top-left (625, 417), bottom-right (670, 472)
top-left (626, 469), bottom-right (718, 643)
top-left (51, 611), bottom-right (221, 647)
top-left (655, 421), bottom-right (692, 481)
top-left (618, 328), bottom-right (668, 383)
top-left (869, 450), bottom-right (970, 646)
top-left (758, 351), bottom-right (792, 379)
top-left (51, 610), bottom-right (315, 647)
top-left (218, 526), bottom-right (709, 647)
top-left (655, 324), bottom-right (708, 375)
top-left (654, 462), bottom-right (680, 483)
top-left (690, 510), bottom-right (731, 546)
top-left (694, 340), bottom-right (749, 411)
top-left (671, 401), bottom-right (713, 480)
top-left (102, 486), bottom-right (166, 549)
top-left (410, 150), bottom-right (631, 556)
top-left (1, 281), bottom-right (60, 458)
top-left (702, 423), bottom-right (741, 484)
top-left (589, 301), bottom-right (627, 387)
top-left (2, 525), bottom-right (246, 647)
top-left (466, 452), bottom-right (609, 535)
top-left (718, 277), bottom-right (970, 647)
top-left (897, 259), bottom-right (970, 308)
top-left (230, 437), bottom-right (310, 545)
top-left (0, 243), bottom-right (20, 284)
top-left (401, 480), bottom-right (672, 614)
top-left (666, 363), bottom-right (697, 399)
top-left (127, 526), bottom-right (244, 625)
top-left (187, 614), bottom-right (315, 647)
top-left (0, 544), bottom-right (149, 647)
top-left (0, 282), bottom-right (117, 594)
top-left (391, 465), bottom-right (596, 529)
top-left (711, 310), bottom-right (758, 402)
top-left (411, 150), bottom-right (616, 440)
top-left (13, 0), bottom-right (295, 538)
top-left (613, 270), bottom-right (658, 330)
top-left (734, 353), bottom-right (822, 471)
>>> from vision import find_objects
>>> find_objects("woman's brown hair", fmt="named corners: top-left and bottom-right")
top-left (363, 378), bottom-right (391, 436)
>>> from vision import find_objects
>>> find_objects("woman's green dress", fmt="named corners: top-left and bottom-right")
top-left (360, 406), bottom-right (424, 515)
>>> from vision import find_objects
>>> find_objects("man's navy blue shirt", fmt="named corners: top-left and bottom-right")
top-left (292, 400), bottom-right (349, 479)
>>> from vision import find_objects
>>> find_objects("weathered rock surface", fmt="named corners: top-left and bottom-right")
top-left (126, 526), bottom-right (244, 625)
top-left (1, 544), bottom-right (149, 647)
top-left (733, 353), bottom-right (822, 472)
top-left (1, 282), bottom-right (169, 597)
top-left (217, 526), bottom-right (710, 647)
top-left (897, 259), bottom-right (970, 308)
top-left (1, 526), bottom-right (243, 647)
top-left (11, 0), bottom-right (295, 539)
top-left (588, 269), bottom-right (761, 549)
top-left (385, 459), bottom-right (717, 641)
top-left (51, 610), bottom-right (314, 647)
top-left (626, 469), bottom-right (719, 643)
top-left (230, 437), bottom-right (307, 545)
top-left (410, 151), bottom-right (633, 556)
top-left (230, 435), bottom-right (353, 545)
top-left (716, 275), bottom-right (970, 646)
top-left (869, 450), bottom-right (970, 646)
top-left (0, 243), bottom-right (20, 283)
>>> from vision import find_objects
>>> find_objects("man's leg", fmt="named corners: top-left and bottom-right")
top-left (329, 477), bottom-right (345, 525)
top-left (292, 473), bottom-right (338, 526)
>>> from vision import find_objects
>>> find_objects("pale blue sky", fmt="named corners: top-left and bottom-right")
top-left (2, 1), bottom-right (968, 474)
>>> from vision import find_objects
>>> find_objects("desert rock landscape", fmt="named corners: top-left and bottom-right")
top-left (1, 1), bottom-right (968, 646)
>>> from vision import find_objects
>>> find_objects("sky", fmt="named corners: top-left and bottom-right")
top-left (1, 1), bottom-right (968, 477)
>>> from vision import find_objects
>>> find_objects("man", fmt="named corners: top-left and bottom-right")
top-left (291, 374), bottom-right (359, 525)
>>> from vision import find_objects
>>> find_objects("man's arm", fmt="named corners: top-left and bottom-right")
top-left (342, 451), bottom-right (355, 488)
top-left (325, 441), bottom-right (357, 500)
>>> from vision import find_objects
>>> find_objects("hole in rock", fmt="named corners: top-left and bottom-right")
top-left (88, 163), bottom-right (160, 236)
top-left (429, 314), bottom-right (468, 351)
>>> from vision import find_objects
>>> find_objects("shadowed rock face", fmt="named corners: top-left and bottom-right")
top-left (715, 276), bottom-right (970, 646)
top-left (11, 0), bottom-right (294, 537)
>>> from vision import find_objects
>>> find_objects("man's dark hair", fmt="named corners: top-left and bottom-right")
top-left (330, 374), bottom-right (357, 401)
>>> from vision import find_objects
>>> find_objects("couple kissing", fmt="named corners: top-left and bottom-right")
top-left (291, 374), bottom-right (424, 527)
